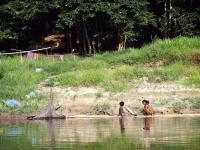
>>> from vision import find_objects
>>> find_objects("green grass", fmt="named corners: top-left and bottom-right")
top-left (1, 37), bottom-right (200, 114)
top-left (45, 79), bottom-right (55, 87)
top-left (95, 92), bottom-right (103, 98)
top-left (153, 99), bottom-right (171, 107)
top-left (172, 102), bottom-right (187, 110)
top-left (92, 103), bottom-right (111, 110)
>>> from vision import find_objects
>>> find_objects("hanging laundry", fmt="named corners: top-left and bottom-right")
top-left (34, 53), bottom-right (39, 61)
top-left (27, 52), bottom-right (34, 59)
top-left (59, 55), bottom-right (64, 61)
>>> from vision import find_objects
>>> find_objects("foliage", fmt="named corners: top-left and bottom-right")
top-left (0, 0), bottom-right (58, 49)
top-left (1, 0), bottom-right (200, 52)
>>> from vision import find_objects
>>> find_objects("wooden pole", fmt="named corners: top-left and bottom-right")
top-left (46, 48), bottom-right (49, 55)
top-left (92, 40), bottom-right (96, 57)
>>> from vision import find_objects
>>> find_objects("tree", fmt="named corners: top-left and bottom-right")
top-left (0, 0), bottom-right (59, 50)
top-left (1, 0), bottom-right (200, 53)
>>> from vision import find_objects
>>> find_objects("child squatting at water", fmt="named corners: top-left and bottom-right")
top-left (135, 100), bottom-right (154, 116)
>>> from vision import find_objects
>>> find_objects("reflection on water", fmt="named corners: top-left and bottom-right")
top-left (119, 117), bottom-right (125, 133)
top-left (143, 117), bottom-right (153, 130)
top-left (1, 117), bottom-right (200, 150)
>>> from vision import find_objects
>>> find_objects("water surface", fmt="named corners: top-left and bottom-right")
top-left (0, 117), bottom-right (200, 150)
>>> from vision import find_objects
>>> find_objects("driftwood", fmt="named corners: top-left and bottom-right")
top-left (28, 88), bottom-right (66, 120)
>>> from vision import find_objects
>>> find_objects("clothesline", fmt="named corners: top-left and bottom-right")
top-left (0, 47), bottom-right (51, 55)
top-left (38, 53), bottom-right (79, 57)
top-left (0, 47), bottom-right (79, 65)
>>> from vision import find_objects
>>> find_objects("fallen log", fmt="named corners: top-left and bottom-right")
top-left (28, 88), bottom-right (66, 120)
top-left (67, 114), bottom-right (200, 119)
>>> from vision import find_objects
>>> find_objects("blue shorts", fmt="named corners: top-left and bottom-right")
top-left (135, 111), bottom-right (146, 115)
top-left (119, 113), bottom-right (128, 116)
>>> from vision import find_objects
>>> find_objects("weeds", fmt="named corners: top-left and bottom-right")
top-left (95, 92), bottom-right (103, 98)
top-left (101, 103), bottom-right (111, 110)
top-left (45, 79), bottom-right (55, 87)
top-left (153, 99), bottom-right (170, 107)
top-left (172, 102), bottom-right (186, 110)
top-left (132, 104), bottom-right (141, 110)
top-left (92, 103), bottom-right (111, 110)
top-left (72, 94), bottom-right (78, 101)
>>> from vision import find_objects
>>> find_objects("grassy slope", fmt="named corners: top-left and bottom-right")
top-left (1, 37), bottom-right (200, 114)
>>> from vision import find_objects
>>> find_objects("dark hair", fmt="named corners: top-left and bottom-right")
top-left (119, 101), bottom-right (124, 106)
top-left (142, 100), bottom-right (149, 104)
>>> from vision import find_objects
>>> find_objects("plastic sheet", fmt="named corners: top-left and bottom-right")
top-left (26, 92), bottom-right (36, 99)
top-left (6, 99), bottom-right (22, 107)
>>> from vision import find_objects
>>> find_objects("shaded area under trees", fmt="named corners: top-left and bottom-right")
top-left (1, 0), bottom-right (200, 53)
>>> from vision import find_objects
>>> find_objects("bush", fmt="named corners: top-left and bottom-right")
top-left (96, 92), bottom-right (103, 98)
top-left (172, 102), bottom-right (186, 110)
top-left (101, 103), bottom-right (111, 110)
top-left (92, 103), bottom-right (111, 110)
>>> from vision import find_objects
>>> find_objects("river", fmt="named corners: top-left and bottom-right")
top-left (0, 116), bottom-right (200, 150)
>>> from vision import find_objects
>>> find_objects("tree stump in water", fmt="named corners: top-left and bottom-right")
top-left (29, 89), bottom-right (66, 120)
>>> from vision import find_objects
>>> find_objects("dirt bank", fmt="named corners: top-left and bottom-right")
top-left (36, 77), bottom-right (200, 116)
top-left (2, 77), bottom-right (200, 125)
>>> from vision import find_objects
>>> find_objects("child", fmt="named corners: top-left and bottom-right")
top-left (135, 100), bottom-right (154, 115)
top-left (141, 100), bottom-right (154, 115)
top-left (119, 101), bottom-right (129, 116)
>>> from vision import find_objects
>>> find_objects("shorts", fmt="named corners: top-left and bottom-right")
top-left (119, 113), bottom-right (129, 116)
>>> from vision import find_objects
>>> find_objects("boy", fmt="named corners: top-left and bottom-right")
top-left (119, 101), bottom-right (129, 116)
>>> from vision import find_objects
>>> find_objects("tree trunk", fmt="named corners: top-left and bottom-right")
top-left (75, 21), bottom-right (82, 53)
top-left (190, 0), bottom-right (193, 8)
top-left (95, 18), bottom-right (102, 53)
top-left (83, 30), bottom-right (87, 54)
top-left (83, 21), bottom-right (92, 55)
top-left (46, 22), bottom-right (49, 36)
top-left (30, 89), bottom-right (66, 120)
top-left (169, 0), bottom-right (172, 24)
top-left (17, 24), bottom-right (22, 49)
top-left (164, 0), bottom-right (170, 38)
top-left (69, 29), bottom-right (72, 52)
top-left (117, 23), bottom-right (124, 51)
top-left (169, 0), bottom-right (174, 37)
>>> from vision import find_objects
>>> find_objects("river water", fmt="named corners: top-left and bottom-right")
top-left (0, 117), bottom-right (200, 150)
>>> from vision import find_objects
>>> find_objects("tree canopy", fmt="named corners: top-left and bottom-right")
top-left (0, 0), bottom-right (200, 53)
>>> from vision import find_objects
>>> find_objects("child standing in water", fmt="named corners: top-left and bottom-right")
top-left (119, 101), bottom-right (130, 116)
